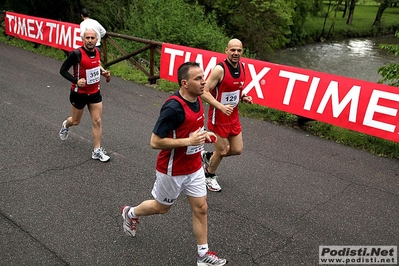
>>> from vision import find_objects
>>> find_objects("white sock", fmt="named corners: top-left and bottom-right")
top-left (198, 244), bottom-right (208, 257)
top-left (128, 207), bottom-right (138, 218)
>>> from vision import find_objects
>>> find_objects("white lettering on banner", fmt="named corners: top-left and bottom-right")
top-left (242, 64), bottom-right (270, 99)
top-left (5, 15), bottom-right (42, 40)
top-left (58, 24), bottom-right (72, 47)
top-left (164, 47), bottom-right (184, 76)
top-left (184, 51), bottom-right (191, 62)
top-left (279, 71), bottom-right (360, 122)
top-left (194, 54), bottom-right (217, 79)
top-left (73, 27), bottom-right (81, 49)
top-left (35, 20), bottom-right (44, 40)
top-left (363, 90), bottom-right (399, 132)
top-left (279, 70), bottom-right (309, 105)
top-left (317, 82), bottom-right (360, 123)
top-left (5, 14), bottom-right (14, 32)
top-left (5, 12), bottom-right (82, 51)
top-left (27, 19), bottom-right (35, 38)
top-left (46, 22), bottom-right (56, 43)
top-left (14, 16), bottom-right (22, 35)
top-left (163, 47), bottom-right (218, 78)
top-left (55, 24), bottom-right (59, 44)
top-left (304, 77), bottom-right (320, 110)
top-left (17, 16), bottom-right (28, 36)
top-left (159, 42), bottom-right (399, 142)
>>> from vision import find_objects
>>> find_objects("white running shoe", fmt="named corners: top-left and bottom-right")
top-left (197, 251), bottom-right (227, 266)
top-left (121, 205), bottom-right (139, 237)
top-left (92, 147), bottom-right (110, 162)
top-left (201, 150), bottom-right (213, 170)
top-left (205, 176), bottom-right (222, 192)
top-left (59, 120), bottom-right (69, 140)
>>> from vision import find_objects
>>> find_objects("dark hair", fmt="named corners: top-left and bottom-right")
top-left (81, 8), bottom-right (90, 17)
top-left (177, 62), bottom-right (200, 86)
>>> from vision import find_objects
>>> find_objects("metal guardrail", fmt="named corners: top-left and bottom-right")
top-left (0, 10), bottom-right (162, 84)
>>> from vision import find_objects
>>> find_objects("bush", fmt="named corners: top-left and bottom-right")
top-left (124, 0), bottom-right (229, 52)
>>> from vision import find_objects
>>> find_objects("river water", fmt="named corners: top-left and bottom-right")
top-left (269, 35), bottom-right (399, 83)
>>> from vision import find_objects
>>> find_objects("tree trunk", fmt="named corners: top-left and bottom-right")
top-left (320, 0), bottom-right (334, 39)
top-left (327, 1), bottom-right (341, 38)
top-left (342, 0), bottom-right (349, 18)
top-left (346, 0), bottom-right (356, 25)
top-left (373, 0), bottom-right (391, 26)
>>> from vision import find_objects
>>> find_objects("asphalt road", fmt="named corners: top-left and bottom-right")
top-left (1, 42), bottom-right (398, 266)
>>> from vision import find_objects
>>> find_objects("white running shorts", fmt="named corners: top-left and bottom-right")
top-left (151, 167), bottom-right (206, 205)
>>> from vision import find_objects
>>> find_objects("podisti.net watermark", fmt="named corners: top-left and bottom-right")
top-left (319, 246), bottom-right (397, 264)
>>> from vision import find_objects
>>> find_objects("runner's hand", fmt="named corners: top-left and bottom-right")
top-left (220, 104), bottom-right (234, 116)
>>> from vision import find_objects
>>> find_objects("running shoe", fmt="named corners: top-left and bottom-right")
top-left (205, 176), bottom-right (222, 192)
top-left (201, 151), bottom-right (213, 170)
top-left (59, 120), bottom-right (69, 140)
top-left (197, 251), bottom-right (227, 266)
top-left (121, 205), bottom-right (139, 237)
top-left (92, 147), bottom-right (110, 162)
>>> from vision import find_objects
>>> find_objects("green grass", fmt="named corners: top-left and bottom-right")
top-left (305, 5), bottom-right (399, 40)
top-left (1, 5), bottom-right (399, 159)
top-left (239, 103), bottom-right (399, 159)
top-left (0, 33), bottom-right (66, 60)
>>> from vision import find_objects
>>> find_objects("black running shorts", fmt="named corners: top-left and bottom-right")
top-left (69, 90), bottom-right (102, 110)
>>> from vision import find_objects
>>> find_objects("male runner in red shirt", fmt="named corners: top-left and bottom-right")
top-left (201, 38), bottom-right (253, 192)
top-left (121, 62), bottom-right (227, 265)
top-left (59, 29), bottom-right (111, 162)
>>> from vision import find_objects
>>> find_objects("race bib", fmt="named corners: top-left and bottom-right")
top-left (221, 90), bottom-right (240, 107)
top-left (186, 127), bottom-right (205, 155)
top-left (86, 66), bottom-right (101, 84)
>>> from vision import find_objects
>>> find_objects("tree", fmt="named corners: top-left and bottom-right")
top-left (0, 0), bottom-right (80, 22)
top-left (287, 0), bottom-right (313, 46)
top-left (123, 0), bottom-right (229, 53)
top-left (184, 0), bottom-right (301, 59)
top-left (346, 0), bottom-right (356, 25)
top-left (320, 0), bottom-right (335, 39)
top-left (378, 31), bottom-right (399, 86)
top-left (327, 1), bottom-right (343, 38)
top-left (373, 0), bottom-right (392, 27)
top-left (311, 0), bottom-right (324, 16)
top-left (79, 0), bottom-right (134, 31)
top-left (342, 0), bottom-right (349, 18)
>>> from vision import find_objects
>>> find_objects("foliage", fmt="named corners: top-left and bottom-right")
top-left (123, 0), bottom-right (229, 53)
top-left (305, 120), bottom-right (399, 158)
top-left (304, 5), bottom-right (399, 40)
top-left (372, 0), bottom-right (392, 26)
top-left (378, 31), bottom-right (399, 86)
top-left (79, 0), bottom-right (134, 31)
top-left (3, 0), bottom-right (399, 54)
top-left (0, 0), bottom-right (80, 22)
top-left (287, 0), bottom-right (313, 44)
top-left (184, 0), bottom-right (301, 59)
top-left (0, 33), bottom-right (66, 60)
top-left (239, 103), bottom-right (299, 125)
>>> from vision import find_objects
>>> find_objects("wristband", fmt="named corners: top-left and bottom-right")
top-left (241, 94), bottom-right (247, 102)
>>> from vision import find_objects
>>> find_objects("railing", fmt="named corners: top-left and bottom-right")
top-left (0, 10), bottom-right (162, 84)
top-left (102, 32), bottom-right (163, 84)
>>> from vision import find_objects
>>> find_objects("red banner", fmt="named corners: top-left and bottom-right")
top-left (160, 43), bottom-right (399, 143)
top-left (5, 12), bottom-right (82, 51)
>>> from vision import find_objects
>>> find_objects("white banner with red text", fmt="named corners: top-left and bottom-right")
top-left (160, 43), bottom-right (399, 143)
top-left (5, 11), bottom-right (82, 51)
